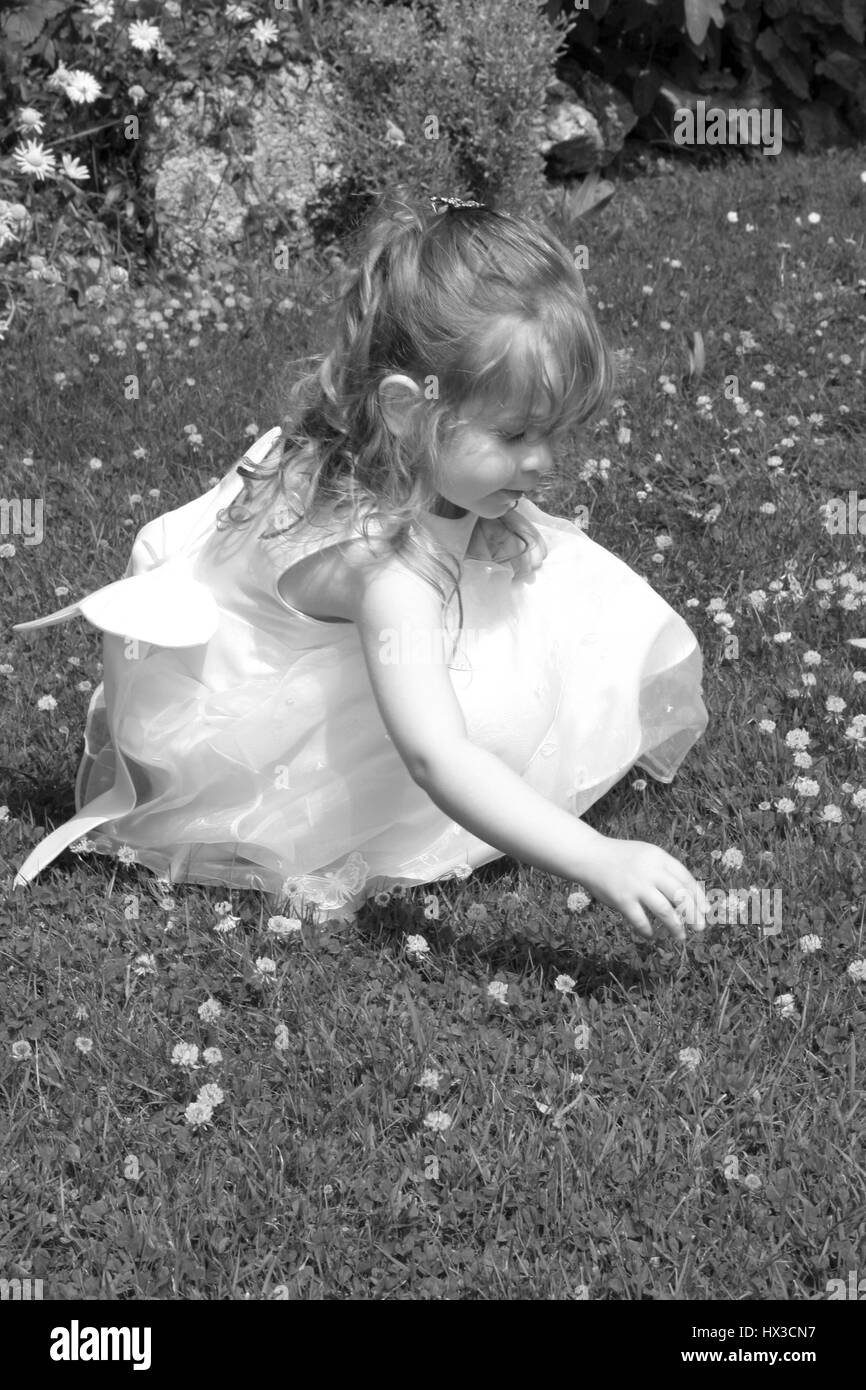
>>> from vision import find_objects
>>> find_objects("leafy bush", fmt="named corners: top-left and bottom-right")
top-left (309, 0), bottom-right (573, 231)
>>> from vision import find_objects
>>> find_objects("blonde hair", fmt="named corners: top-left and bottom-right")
top-left (217, 190), bottom-right (618, 636)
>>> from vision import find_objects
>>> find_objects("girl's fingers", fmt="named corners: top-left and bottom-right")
top-left (664, 858), bottom-right (709, 917)
top-left (625, 905), bottom-right (654, 939)
top-left (642, 887), bottom-right (688, 942)
top-left (660, 873), bottom-right (707, 930)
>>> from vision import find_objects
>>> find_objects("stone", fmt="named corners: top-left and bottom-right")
top-left (542, 72), bottom-right (637, 176)
top-left (146, 59), bottom-right (343, 273)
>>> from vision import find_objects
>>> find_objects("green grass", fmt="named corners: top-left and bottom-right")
top-left (1, 146), bottom-right (865, 1300)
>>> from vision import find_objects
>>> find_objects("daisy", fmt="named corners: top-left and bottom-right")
top-left (11, 139), bottom-right (57, 181)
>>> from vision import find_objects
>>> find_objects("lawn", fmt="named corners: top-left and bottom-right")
top-left (1, 145), bottom-right (865, 1300)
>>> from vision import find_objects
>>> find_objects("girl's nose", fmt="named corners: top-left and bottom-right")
top-left (521, 438), bottom-right (555, 478)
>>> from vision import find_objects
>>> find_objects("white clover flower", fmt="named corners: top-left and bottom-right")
top-left (844, 715), bottom-right (866, 745)
top-left (554, 973), bottom-right (576, 994)
top-left (792, 777), bottom-right (820, 798)
top-left (632, 778), bottom-right (647, 791)
top-left (825, 696), bottom-right (846, 714)
top-left (775, 797), bottom-right (796, 815)
top-left (748, 590), bottom-right (768, 611)
top-left (405, 933), bottom-right (431, 958)
top-left (196, 1082), bottom-right (225, 1108)
top-left (758, 719), bottom-right (776, 733)
top-left (802, 650), bottom-right (822, 666)
top-left (678, 1047), bottom-right (702, 1072)
top-left (487, 980), bottom-right (509, 1004)
top-left (567, 889), bottom-right (591, 912)
top-left (11, 1040), bottom-right (33, 1061)
top-left (423, 1110), bottom-right (452, 1133)
top-left (720, 847), bottom-right (744, 871)
top-left (74, 1036), bottom-right (94, 1054)
top-left (785, 728), bottom-right (810, 750)
top-left (133, 952), bottom-right (156, 976)
top-left (773, 993), bottom-right (797, 1019)
top-left (198, 997), bottom-right (221, 1023)
top-left (465, 903), bottom-right (489, 924)
top-left (202, 1047), bottom-right (222, 1066)
top-left (418, 1067), bottom-right (443, 1091)
top-left (184, 1099), bottom-right (214, 1130)
top-left (267, 915), bottom-right (302, 936)
top-left (254, 956), bottom-right (276, 979)
top-left (852, 788), bottom-right (866, 812)
top-left (171, 1042), bottom-right (200, 1069)
top-left (817, 804), bottom-right (843, 824)
top-left (792, 751), bottom-right (813, 769)
top-left (743, 1173), bottom-right (762, 1191)
top-left (772, 631), bottom-right (793, 644)
top-left (846, 958), bottom-right (866, 983)
top-left (798, 934), bottom-right (823, 954)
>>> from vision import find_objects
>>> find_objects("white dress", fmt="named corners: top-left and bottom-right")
top-left (12, 428), bottom-right (708, 921)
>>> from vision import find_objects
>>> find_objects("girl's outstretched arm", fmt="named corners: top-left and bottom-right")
top-left (351, 557), bottom-right (706, 942)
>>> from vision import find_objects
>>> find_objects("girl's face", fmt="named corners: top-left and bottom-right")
top-left (433, 397), bottom-right (562, 519)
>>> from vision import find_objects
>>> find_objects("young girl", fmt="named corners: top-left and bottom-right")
top-left (13, 194), bottom-right (709, 941)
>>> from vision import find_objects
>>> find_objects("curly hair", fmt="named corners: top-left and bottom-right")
top-left (216, 189), bottom-right (619, 640)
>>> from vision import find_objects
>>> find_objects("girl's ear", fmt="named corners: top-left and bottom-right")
top-left (377, 374), bottom-right (422, 438)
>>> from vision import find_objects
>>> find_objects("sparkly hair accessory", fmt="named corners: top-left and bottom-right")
top-left (429, 195), bottom-right (486, 214)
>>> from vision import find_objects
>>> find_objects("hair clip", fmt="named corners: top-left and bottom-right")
top-left (430, 195), bottom-right (486, 214)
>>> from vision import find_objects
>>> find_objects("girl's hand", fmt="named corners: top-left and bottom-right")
top-left (579, 837), bottom-right (709, 944)
top-left (475, 507), bottom-right (548, 580)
